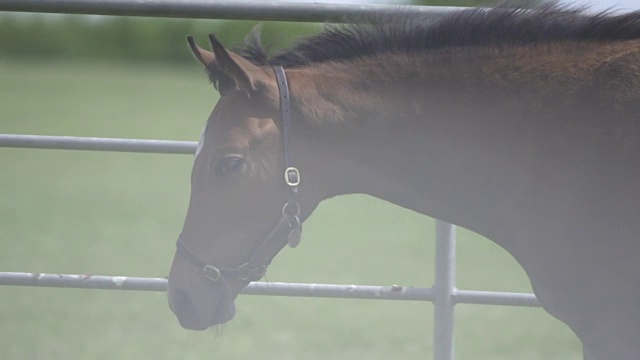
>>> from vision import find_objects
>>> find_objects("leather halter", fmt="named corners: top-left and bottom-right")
top-left (175, 66), bottom-right (302, 283)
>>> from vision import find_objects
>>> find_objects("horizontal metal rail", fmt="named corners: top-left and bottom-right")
top-left (0, 1), bottom-right (462, 22)
top-left (454, 289), bottom-right (540, 307)
top-left (0, 134), bottom-right (196, 154)
top-left (0, 272), bottom-right (539, 306)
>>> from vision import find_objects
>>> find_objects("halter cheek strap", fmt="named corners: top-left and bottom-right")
top-left (176, 66), bottom-right (302, 283)
top-left (275, 65), bottom-right (301, 198)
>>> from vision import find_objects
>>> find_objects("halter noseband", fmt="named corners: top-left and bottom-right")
top-left (175, 66), bottom-right (302, 283)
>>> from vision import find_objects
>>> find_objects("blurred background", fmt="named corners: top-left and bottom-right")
top-left (1, 0), bottom-right (637, 359)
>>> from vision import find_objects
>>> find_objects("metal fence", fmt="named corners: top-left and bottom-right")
top-left (0, 2), bottom-right (540, 360)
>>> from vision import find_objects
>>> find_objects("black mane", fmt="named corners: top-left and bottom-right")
top-left (236, 5), bottom-right (640, 68)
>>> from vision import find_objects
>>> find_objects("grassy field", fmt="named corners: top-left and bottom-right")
top-left (0, 58), bottom-right (582, 359)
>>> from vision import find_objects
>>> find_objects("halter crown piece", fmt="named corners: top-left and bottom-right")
top-left (176, 66), bottom-right (302, 284)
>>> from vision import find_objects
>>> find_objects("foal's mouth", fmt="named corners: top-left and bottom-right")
top-left (169, 289), bottom-right (237, 330)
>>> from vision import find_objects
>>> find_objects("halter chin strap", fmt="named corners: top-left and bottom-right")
top-left (176, 65), bottom-right (302, 283)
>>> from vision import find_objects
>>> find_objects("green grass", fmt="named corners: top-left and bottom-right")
top-left (0, 58), bottom-right (582, 359)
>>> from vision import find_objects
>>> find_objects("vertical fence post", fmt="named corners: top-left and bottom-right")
top-left (433, 220), bottom-right (456, 360)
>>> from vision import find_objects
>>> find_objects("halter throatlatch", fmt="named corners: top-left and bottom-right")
top-left (176, 65), bottom-right (302, 283)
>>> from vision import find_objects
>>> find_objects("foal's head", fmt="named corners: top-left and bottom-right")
top-left (167, 34), bottom-right (320, 330)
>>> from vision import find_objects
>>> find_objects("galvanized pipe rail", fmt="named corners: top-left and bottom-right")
top-left (434, 221), bottom-right (457, 360)
top-left (0, 134), bottom-right (196, 154)
top-left (0, 0), bottom-right (461, 22)
top-left (0, 271), bottom-right (539, 306)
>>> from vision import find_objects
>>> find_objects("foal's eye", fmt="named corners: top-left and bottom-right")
top-left (215, 155), bottom-right (245, 176)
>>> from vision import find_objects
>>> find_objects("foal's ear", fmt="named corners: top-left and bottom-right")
top-left (207, 33), bottom-right (274, 94)
top-left (187, 35), bottom-right (216, 66)
top-left (186, 34), bottom-right (273, 95)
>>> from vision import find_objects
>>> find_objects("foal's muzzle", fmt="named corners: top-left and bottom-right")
top-left (168, 284), bottom-right (237, 329)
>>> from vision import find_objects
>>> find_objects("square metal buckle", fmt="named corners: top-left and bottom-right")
top-left (284, 167), bottom-right (300, 187)
top-left (203, 265), bottom-right (221, 282)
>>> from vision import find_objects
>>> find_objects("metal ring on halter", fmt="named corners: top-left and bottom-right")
top-left (282, 200), bottom-right (301, 217)
top-left (236, 263), bottom-right (263, 281)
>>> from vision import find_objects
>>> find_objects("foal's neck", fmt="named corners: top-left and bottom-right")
top-left (286, 44), bottom-right (634, 247)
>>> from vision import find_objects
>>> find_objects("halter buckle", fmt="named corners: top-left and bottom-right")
top-left (284, 167), bottom-right (300, 187)
top-left (202, 265), bottom-right (221, 282)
